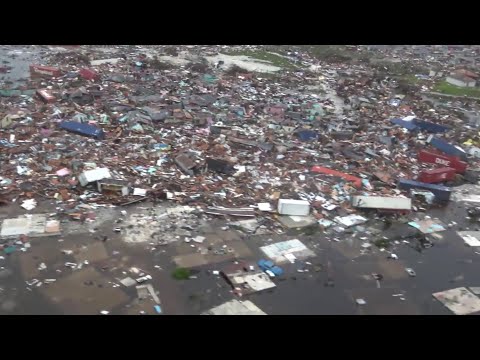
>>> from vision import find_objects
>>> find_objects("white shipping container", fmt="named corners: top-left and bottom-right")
top-left (277, 199), bottom-right (310, 216)
top-left (79, 168), bottom-right (112, 186)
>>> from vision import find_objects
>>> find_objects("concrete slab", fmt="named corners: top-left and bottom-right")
top-left (433, 287), bottom-right (480, 315)
top-left (276, 215), bottom-right (317, 229)
top-left (41, 267), bottom-right (129, 314)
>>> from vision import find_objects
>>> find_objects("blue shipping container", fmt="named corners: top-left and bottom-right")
top-left (427, 135), bottom-right (467, 160)
top-left (59, 121), bottom-right (105, 140)
top-left (397, 179), bottom-right (452, 202)
top-left (414, 120), bottom-right (449, 133)
top-left (390, 118), bottom-right (450, 133)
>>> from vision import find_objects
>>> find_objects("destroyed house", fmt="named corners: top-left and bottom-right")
top-left (206, 158), bottom-right (235, 175)
top-left (221, 263), bottom-right (276, 295)
top-left (446, 74), bottom-right (476, 88)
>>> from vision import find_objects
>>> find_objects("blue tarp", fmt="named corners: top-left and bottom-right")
top-left (59, 121), bottom-right (105, 140)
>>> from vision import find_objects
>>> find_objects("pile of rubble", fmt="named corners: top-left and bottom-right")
top-left (1, 44), bottom-right (480, 247)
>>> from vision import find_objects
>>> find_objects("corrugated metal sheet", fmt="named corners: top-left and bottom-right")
top-left (351, 196), bottom-right (412, 210)
top-left (205, 207), bottom-right (255, 217)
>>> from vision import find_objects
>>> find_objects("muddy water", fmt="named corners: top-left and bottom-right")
top-left (0, 190), bottom-right (477, 315)
top-left (0, 46), bottom-right (43, 86)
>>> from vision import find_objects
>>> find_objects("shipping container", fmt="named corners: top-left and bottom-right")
top-left (351, 195), bottom-right (412, 212)
top-left (418, 167), bottom-right (456, 183)
top-left (390, 118), bottom-right (449, 133)
top-left (29, 65), bottom-right (62, 78)
top-left (417, 150), bottom-right (467, 173)
top-left (36, 89), bottom-right (56, 103)
top-left (59, 121), bottom-right (105, 140)
top-left (397, 179), bottom-right (452, 202)
top-left (79, 68), bottom-right (99, 81)
top-left (427, 135), bottom-right (468, 160)
top-left (311, 166), bottom-right (362, 188)
top-left (277, 199), bottom-right (310, 216)
top-left (414, 119), bottom-right (450, 133)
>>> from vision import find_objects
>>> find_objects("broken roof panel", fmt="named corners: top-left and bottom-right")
top-left (433, 287), bottom-right (480, 315)
top-left (260, 239), bottom-right (315, 264)
top-left (408, 219), bottom-right (446, 234)
top-left (0, 214), bottom-right (61, 240)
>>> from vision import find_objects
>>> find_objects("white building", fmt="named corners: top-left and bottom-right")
top-left (446, 74), bottom-right (476, 88)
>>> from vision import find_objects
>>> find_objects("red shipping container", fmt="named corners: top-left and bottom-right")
top-left (36, 89), bottom-right (56, 103)
top-left (79, 68), bottom-right (99, 81)
top-left (29, 65), bottom-right (62, 78)
top-left (417, 150), bottom-right (467, 174)
top-left (418, 167), bottom-right (456, 183)
top-left (311, 166), bottom-right (362, 188)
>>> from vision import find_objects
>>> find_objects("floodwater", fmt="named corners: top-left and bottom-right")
top-left (0, 195), bottom-right (475, 315)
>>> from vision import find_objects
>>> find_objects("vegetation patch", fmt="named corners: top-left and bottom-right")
top-left (433, 81), bottom-right (480, 98)
top-left (172, 267), bottom-right (191, 280)
top-left (373, 238), bottom-right (391, 249)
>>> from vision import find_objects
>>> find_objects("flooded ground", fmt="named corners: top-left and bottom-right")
top-left (0, 193), bottom-right (476, 315)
